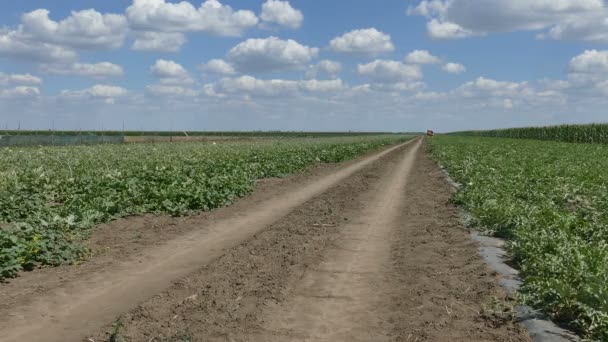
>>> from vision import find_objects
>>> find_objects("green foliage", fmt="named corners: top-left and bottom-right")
top-left (450, 123), bottom-right (608, 144)
top-left (0, 136), bottom-right (409, 279)
top-left (1, 130), bottom-right (407, 137)
top-left (430, 136), bottom-right (608, 340)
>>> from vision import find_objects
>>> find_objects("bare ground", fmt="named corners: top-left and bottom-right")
top-left (0, 139), bottom-right (531, 342)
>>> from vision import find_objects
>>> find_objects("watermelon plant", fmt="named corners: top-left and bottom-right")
top-left (0, 135), bottom-right (410, 279)
top-left (430, 136), bottom-right (608, 341)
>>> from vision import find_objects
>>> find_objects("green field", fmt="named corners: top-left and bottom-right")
top-left (430, 136), bottom-right (608, 340)
top-left (1, 130), bottom-right (416, 137)
top-left (0, 135), bottom-right (410, 279)
top-left (451, 123), bottom-right (608, 144)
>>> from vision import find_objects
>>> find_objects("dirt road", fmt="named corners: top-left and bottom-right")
top-left (253, 134), bottom-right (420, 341)
top-left (0, 139), bottom-right (530, 342)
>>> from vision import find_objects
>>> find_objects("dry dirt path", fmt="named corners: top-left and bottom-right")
top-left (88, 140), bottom-right (530, 342)
top-left (251, 135), bottom-right (422, 341)
top-left (248, 139), bottom-right (531, 342)
top-left (0, 140), bottom-right (416, 342)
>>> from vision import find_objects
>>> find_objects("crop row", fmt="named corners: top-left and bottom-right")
top-left (1, 130), bottom-right (413, 137)
top-left (451, 123), bottom-right (608, 144)
top-left (0, 136), bottom-right (410, 279)
top-left (430, 136), bottom-right (608, 341)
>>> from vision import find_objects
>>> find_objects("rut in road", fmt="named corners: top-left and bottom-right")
top-left (253, 138), bottom-right (421, 341)
top-left (0, 139), bottom-right (415, 342)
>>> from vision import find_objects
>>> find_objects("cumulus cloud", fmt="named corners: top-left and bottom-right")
top-left (260, 0), bottom-right (303, 29)
top-left (426, 19), bottom-right (475, 39)
top-left (541, 13), bottom-right (608, 43)
top-left (146, 84), bottom-right (198, 97)
top-left (20, 9), bottom-right (127, 50)
top-left (201, 59), bottom-right (236, 75)
top-left (0, 72), bottom-right (42, 86)
top-left (305, 60), bottom-right (342, 79)
top-left (357, 60), bottom-right (422, 83)
top-left (61, 85), bottom-right (128, 99)
top-left (329, 28), bottom-right (395, 55)
top-left (0, 86), bottom-right (41, 98)
top-left (126, 0), bottom-right (258, 36)
top-left (132, 32), bottom-right (186, 52)
top-left (0, 8), bottom-right (127, 63)
top-left (408, 0), bottom-right (608, 42)
top-left (454, 77), bottom-right (532, 98)
top-left (151, 59), bottom-right (195, 85)
top-left (0, 30), bottom-right (78, 63)
top-left (42, 62), bottom-right (124, 79)
top-left (299, 79), bottom-right (346, 93)
top-left (566, 50), bottom-right (608, 96)
top-left (227, 36), bottom-right (319, 73)
top-left (442, 62), bottom-right (466, 73)
top-left (405, 50), bottom-right (441, 64)
top-left (368, 82), bottom-right (426, 93)
top-left (569, 50), bottom-right (608, 74)
top-left (207, 75), bottom-right (345, 97)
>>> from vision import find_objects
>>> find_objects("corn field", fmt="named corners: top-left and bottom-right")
top-left (451, 123), bottom-right (608, 144)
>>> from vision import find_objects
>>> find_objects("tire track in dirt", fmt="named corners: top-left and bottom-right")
top-left (386, 143), bottom-right (531, 341)
top-left (250, 138), bottom-right (422, 341)
top-left (249, 140), bottom-right (531, 342)
top-left (0, 139), bottom-right (416, 342)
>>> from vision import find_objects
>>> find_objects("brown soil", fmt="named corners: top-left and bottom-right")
top-left (0, 139), bottom-right (531, 342)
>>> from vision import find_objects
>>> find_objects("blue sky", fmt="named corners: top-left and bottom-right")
top-left (1, 0), bottom-right (607, 132)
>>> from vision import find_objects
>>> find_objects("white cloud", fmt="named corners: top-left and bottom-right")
top-left (61, 85), bottom-right (128, 98)
top-left (357, 60), bottom-right (422, 83)
top-left (306, 60), bottom-right (342, 79)
top-left (329, 28), bottom-right (395, 55)
top-left (20, 9), bottom-right (127, 50)
top-left (427, 19), bottom-right (474, 39)
top-left (146, 85), bottom-right (198, 97)
top-left (455, 77), bottom-right (532, 98)
top-left (442, 62), bottom-right (466, 74)
top-left (405, 50), bottom-right (441, 64)
top-left (0, 86), bottom-right (40, 98)
top-left (227, 36), bottom-right (319, 73)
top-left (369, 82), bottom-right (426, 93)
top-left (126, 0), bottom-right (258, 36)
top-left (42, 62), bottom-right (124, 79)
top-left (201, 59), bottom-right (236, 75)
top-left (132, 32), bottom-right (186, 52)
top-left (0, 30), bottom-right (78, 63)
top-left (260, 0), bottom-right (303, 29)
top-left (407, 0), bottom-right (448, 17)
top-left (566, 50), bottom-right (608, 96)
top-left (213, 76), bottom-right (298, 97)
top-left (208, 75), bottom-right (345, 97)
top-left (541, 13), bottom-right (608, 43)
top-left (409, 0), bottom-right (608, 42)
top-left (299, 79), bottom-right (345, 93)
top-left (0, 72), bottom-right (42, 86)
top-left (0, 8), bottom-right (127, 63)
top-left (569, 50), bottom-right (608, 74)
top-left (151, 59), bottom-right (195, 85)
top-left (503, 98), bottom-right (514, 109)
